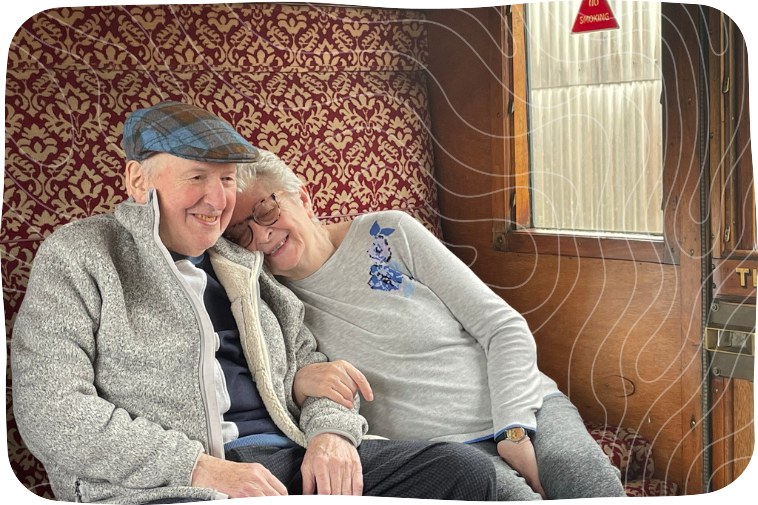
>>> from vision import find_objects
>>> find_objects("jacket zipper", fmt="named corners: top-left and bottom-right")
top-left (149, 194), bottom-right (223, 458)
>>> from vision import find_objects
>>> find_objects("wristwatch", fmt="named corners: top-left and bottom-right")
top-left (495, 427), bottom-right (533, 444)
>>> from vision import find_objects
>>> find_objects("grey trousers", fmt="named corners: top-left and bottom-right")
top-left (471, 394), bottom-right (627, 501)
top-left (226, 439), bottom-right (497, 500)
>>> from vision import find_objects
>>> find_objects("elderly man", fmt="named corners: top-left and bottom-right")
top-left (11, 101), bottom-right (496, 504)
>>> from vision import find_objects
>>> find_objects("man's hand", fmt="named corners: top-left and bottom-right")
top-left (496, 438), bottom-right (546, 499)
top-left (293, 360), bottom-right (373, 409)
top-left (301, 433), bottom-right (363, 495)
top-left (191, 453), bottom-right (288, 498)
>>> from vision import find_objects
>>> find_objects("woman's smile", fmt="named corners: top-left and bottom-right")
top-left (267, 236), bottom-right (289, 257)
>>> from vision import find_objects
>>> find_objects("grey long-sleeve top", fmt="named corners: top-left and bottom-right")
top-left (284, 210), bottom-right (560, 444)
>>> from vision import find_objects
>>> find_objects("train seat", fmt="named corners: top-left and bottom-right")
top-left (4, 3), bottom-right (676, 498)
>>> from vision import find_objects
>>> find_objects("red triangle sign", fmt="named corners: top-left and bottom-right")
top-left (571, 0), bottom-right (620, 33)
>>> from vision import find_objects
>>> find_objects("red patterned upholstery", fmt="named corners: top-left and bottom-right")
top-left (4, 4), bottom-right (439, 498)
top-left (585, 421), bottom-right (679, 497)
top-left (4, 4), bottom-right (678, 499)
top-left (623, 479), bottom-right (681, 498)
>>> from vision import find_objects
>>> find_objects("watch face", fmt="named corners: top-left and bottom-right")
top-left (507, 427), bottom-right (527, 442)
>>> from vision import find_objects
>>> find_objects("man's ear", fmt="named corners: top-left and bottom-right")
top-left (298, 186), bottom-right (314, 218)
top-left (125, 160), bottom-right (149, 204)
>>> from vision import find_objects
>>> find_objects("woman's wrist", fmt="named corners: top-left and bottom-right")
top-left (494, 426), bottom-right (535, 443)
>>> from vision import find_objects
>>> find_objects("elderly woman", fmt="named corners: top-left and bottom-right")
top-left (224, 150), bottom-right (626, 501)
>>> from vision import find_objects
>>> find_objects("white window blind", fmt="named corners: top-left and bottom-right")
top-left (527, 1), bottom-right (663, 235)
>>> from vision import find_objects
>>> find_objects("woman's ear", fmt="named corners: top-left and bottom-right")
top-left (298, 186), bottom-right (315, 218)
top-left (125, 160), bottom-right (149, 203)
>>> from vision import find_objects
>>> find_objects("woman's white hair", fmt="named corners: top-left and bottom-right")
top-left (237, 150), bottom-right (319, 224)
top-left (237, 150), bottom-right (304, 195)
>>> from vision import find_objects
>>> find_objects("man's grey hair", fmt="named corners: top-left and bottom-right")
top-left (137, 154), bottom-right (162, 181)
top-left (237, 150), bottom-right (305, 198)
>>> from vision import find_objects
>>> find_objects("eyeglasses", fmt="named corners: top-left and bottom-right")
top-left (224, 192), bottom-right (283, 248)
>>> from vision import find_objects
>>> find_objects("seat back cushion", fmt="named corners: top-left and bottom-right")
top-left (3, 4), bottom-right (440, 498)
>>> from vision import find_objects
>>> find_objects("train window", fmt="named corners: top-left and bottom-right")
top-left (516, 1), bottom-right (663, 236)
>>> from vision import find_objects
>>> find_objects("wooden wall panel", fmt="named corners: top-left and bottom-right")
top-left (710, 377), bottom-right (754, 490)
top-left (425, 8), bottom-right (499, 249)
top-left (710, 376), bottom-right (732, 490)
top-left (493, 252), bottom-right (685, 485)
top-left (425, 6), bottom-right (687, 487)
top-left (733, 379), bottom-right (754, 480)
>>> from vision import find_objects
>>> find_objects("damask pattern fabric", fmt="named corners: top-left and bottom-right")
top-left (3, 4), bottom-right (439, 498)
top-left (585, 421), bottom-right (680, 496)
top-left (8, 4), bottom-right (430, 72)
top-left (3, 4), bottom-right (675, 499)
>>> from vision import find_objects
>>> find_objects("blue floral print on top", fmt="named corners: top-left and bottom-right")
top-left (367, 220), bottom-right (414, 297)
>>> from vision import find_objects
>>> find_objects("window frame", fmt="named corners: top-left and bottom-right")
top-left (498, 4), bottom-right (675, 265)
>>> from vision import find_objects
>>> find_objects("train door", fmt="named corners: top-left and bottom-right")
top-left (706, 8), bottom-right (756, 492)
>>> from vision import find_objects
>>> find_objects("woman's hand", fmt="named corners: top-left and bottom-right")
top-left (293, 360), bottom-right (373, 409)
top-left (496, 438), bottom-right (546, 499)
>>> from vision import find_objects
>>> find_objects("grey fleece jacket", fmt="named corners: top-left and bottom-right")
top-left (11, 189), bottom-right (367, 504)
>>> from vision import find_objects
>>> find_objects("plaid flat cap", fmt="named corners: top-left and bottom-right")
top-left (123, 101), bottom-right (259, 163)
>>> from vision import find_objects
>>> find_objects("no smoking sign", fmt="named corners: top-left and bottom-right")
top-left (571, 0), bottom-right (620, 33)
